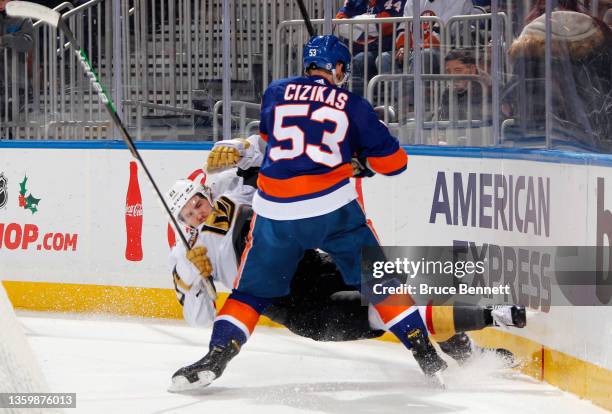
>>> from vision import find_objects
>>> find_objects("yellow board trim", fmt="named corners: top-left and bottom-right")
top-left (2, 280), bottom-right (610, 411)
top-left (3, 280), bottom-right (185, 319)
top-left (470, 330), bottom-right (612, 411)
top-left (1, 281), bottom-right (283, 328)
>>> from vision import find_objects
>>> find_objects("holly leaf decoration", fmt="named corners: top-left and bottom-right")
top-left (18, 194), bottom-right (26, 207)
top-left (25, 194), bottom-right (41, 213)
top-left (19, 176), bottom-right (27, 196)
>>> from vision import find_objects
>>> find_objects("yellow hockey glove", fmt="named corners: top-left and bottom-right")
top-left (206, 139), bottom-right (250, 171)
top-left (186, 246), bottom-right (213, 278)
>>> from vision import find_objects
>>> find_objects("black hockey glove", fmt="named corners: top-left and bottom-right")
top-left (351, 157), bottom-right (375, 178)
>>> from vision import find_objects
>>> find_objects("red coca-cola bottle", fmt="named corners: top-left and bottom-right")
top-left (167, 223), bottom-right (176, 248)
top-left (125, 161), bottom-right (143, 261)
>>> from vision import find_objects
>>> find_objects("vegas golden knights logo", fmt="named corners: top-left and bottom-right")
top-left (203, 196), bottom-right (236, 235)
top-left (0, 174), bottom-right (7, 209)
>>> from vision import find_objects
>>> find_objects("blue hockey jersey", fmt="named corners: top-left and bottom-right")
top-left (254, 75), bottom-right (407, 220)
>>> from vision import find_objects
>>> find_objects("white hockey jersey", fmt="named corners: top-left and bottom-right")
top-left (168, 136), bottom-right (263, 328)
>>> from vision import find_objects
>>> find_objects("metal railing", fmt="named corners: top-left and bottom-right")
top-left (121, 0), bottom-right (343, 123)
top-left (275, 16), bottom-right (445, 97)
top-left (1, 0), bottom-right (343, 141)
top-left (367, 73), bottom-right (492, 146)
top-left (1, 2), bottom-right (74, 139)
top-left (212, 100), bottom-right (260, 141)
top-left (3, 1), bottom-right (603, 151)
top-left (444, 13), bottom-right (512, 80)
top-left (274, 13), bottom-right (511, 97)
top-left (124, 100), bottom-right (211, 141)
top-left (1, 0), bottom-right (113, 140)
top-left (0, 2), bottom-right (517, 144)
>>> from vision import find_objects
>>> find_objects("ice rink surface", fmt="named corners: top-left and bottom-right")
top-left (18, 311), bottom-right (609, 414)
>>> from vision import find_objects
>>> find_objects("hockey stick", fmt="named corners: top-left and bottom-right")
top-left (6, 1), bottom-right (217, 299)
top-left (295, 0), bottom-right (316, 37)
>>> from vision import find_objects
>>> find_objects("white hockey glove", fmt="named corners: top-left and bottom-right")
top-left (206, 136), bottom-right (262, 172)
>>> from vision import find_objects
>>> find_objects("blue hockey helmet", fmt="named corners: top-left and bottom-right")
top-left (303, 35), bottom-right (352, 78)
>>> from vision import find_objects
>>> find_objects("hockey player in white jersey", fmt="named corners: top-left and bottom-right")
top-left (166, 135), bottom-right (263, 328)
top-left (165, 136), bottom-right (527, 391)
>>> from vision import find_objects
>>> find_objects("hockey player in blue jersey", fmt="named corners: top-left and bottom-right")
top-left (169, 35), bottom-right (447, 391)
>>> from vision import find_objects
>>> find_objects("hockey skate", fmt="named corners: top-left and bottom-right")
top-left (409, 330), bottom-right (448, 388)
top-left (168, 339), bottom-right (241, 392)
top-left (439, 332), bottom-right (517, 368)
top-left (490, 305), bottom-right (527, 329)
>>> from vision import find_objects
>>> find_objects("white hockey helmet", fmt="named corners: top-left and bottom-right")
top-left (165, 178), bottom-right (213, 227)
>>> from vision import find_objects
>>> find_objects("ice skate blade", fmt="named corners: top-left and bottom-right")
top-left (433, 371), bottom-right (446, 390)
top-left (167, 371), bottom-right (217, 393)
top-left (424, 371), bottom-right (446, 390)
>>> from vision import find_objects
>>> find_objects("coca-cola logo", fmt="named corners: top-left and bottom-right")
top-left (126, 203), bottom-right (143, 216)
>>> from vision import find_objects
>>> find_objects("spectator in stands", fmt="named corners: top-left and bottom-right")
top-left (472, 0), bottom-right (491, 10)
top-left (505, 10), bottom-right (612, 151)
top-left (0, 0), bottom-right (33, 137)
top-left (593, 0), bottom-right (612, 23)
top-left (434, 48), bottom-right (491, 122)
top-left (336, 0), bottom-right (408, 96)
top-left (524, 0), bottom-right (588, 24)
top-left (605, 8), bottom-right (612, 26)
top-left (381, 0), bottom-right (475, 75)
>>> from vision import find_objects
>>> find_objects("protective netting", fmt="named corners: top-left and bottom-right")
top-left (503, 8), bottom-right (612, 152)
